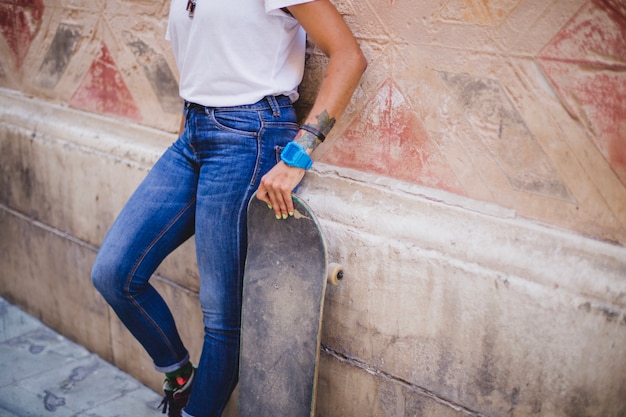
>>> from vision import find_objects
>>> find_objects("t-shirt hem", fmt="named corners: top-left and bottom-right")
top-left (180, 90), bottom-right (300, 108)
top-left (265, 0), bottom-right (315, 13)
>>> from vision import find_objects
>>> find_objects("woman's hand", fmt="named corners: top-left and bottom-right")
top-left (256, 162), bottom-right (306, 219)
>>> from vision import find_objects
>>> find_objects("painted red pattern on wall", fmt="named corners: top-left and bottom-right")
top-left (322, 79), bottom-right (464, 194)
top-left (0, 0), bottom-right (44, 68)
top-left (538, 1), bottom-right (626, 186)
top-left (69, 43), bottom-right (141, 123)
top-left (573, 72), bottom-right (626, 183)
top-left (594, 0), bottom-right (626, 27)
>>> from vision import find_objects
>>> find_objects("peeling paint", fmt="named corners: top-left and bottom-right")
top-left (69, 43), bottom-right (141, 122)
top-left (36, 23), bottom-right (82, 89)
top-left (322, 79), bottom-right (465, 194)
top-left (0, 0), bottom-right (44, 68)
top-left (124, 31), bottom-right (182, 114)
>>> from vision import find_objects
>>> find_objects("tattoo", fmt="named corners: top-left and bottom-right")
top-left (294, 110), bottom-right (336, 151)
top-left (315, 110), bottom-right (336, 137)
top-left (294, 130), bottom-right (318, 151)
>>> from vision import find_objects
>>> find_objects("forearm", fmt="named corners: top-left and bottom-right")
top-left (289, 0), bottom-right (367, 154)
top-left (295, 49), bottom-right (366, 153)
top-left (257, 0), bottom-right (366, 218)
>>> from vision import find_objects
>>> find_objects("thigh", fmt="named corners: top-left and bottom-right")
top-left (191, 101), bottom-right (299, 328)
top-left (192, 111), bottom-right (260, 328)
top-left (95, 141), bottom-right (198, 285)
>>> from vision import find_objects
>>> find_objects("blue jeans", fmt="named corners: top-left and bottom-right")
top-left (91, 95), bottom-right (298, 417)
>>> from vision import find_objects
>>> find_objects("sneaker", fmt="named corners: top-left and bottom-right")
top-left (158, 366), bottom-right (196, 416)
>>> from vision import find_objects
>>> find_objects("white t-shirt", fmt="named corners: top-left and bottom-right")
top-left (167, 0), bottom-right (314, 107)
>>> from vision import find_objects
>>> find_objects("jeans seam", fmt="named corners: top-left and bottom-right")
top-left (249, 110), bottom-right (265, 186)
top-left (123, 196), bottom-right (196, 359)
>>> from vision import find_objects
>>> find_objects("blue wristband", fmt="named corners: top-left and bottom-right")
top-left (280, 142), bottom-right (313, 170)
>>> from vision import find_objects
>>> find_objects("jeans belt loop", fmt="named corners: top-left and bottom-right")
top-left (266, 95), bottom-right (281, 118)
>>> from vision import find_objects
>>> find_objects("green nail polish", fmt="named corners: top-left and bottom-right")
top-left (289, 211), bottom-right (294, 217)
top-left (275, 214), bottom-right (281, 220)
top-left (282, 213), bottom-right (288, 220)
top-left (268, 204), bottom-right (273, 210)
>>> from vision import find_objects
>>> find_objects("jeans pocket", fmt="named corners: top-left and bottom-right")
top-left (274, 145), bottom-right (284, 164)
top-left (210, 109), bottom-right (260, 136)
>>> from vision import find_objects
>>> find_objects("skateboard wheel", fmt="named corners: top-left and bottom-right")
top-left (327, 263), bottom-right (344, 286)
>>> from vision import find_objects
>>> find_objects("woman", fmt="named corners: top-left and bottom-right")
top-left (91, 1), bottom-right (366, 416)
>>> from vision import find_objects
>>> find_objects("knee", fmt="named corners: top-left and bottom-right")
top-left (91, 256), bottom-right (110, 296)
top-left (201, 302), bottom-right (242, 337)
top-left (91, 252), bottom-right (124, 300)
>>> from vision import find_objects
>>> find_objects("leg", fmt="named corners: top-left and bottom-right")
top-left (91, 134), bottom-right (198, 371)
top-left (183, 97), bottom-right (298, 417)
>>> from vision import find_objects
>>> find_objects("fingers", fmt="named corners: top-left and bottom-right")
top-left (267, 188), bottom-right (294, 220)
top-left (257, 162), bottom-right (304, 220)
top-left (256, 184), bottom-right (291, 219)
top-left (258, 180), bottom-right (296, 220)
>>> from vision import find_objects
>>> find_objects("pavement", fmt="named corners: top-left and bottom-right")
top-left (0, 296), bottom-right (164, 417)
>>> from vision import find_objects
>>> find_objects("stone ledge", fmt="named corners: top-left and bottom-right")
top-left (0, 88), bottom-right (171, 169)
top-left (301, 164), bottom-right (626, 309)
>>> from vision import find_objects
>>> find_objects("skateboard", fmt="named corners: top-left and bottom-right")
top-left (238, 192), bottom-right (343, 417)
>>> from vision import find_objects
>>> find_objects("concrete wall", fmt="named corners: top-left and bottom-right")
top-left (1, 0), bottom-right (625, 416)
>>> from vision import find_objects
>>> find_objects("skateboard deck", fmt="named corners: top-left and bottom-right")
top-left (239, 193), bottom-right (336, 417)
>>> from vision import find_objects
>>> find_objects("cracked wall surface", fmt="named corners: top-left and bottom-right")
top-left (1, 0), bottom-right (625, 416)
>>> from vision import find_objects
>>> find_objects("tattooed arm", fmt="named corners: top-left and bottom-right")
top-left (257, 0), bottom-right (367, 219)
